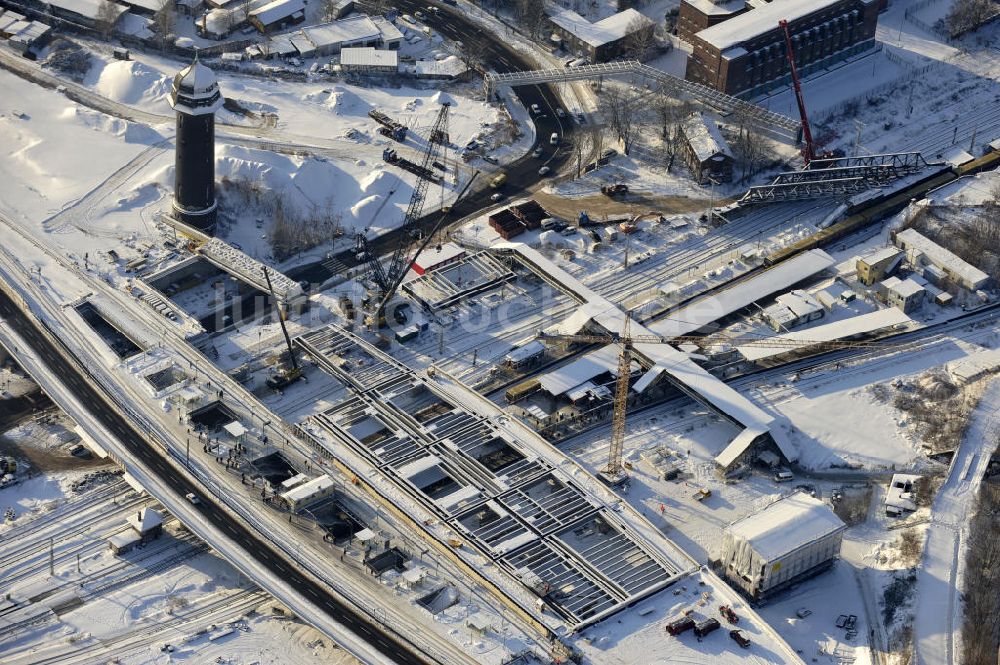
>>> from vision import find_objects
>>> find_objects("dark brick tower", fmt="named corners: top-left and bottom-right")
top-left (169, 53), bottom-right (223, 234)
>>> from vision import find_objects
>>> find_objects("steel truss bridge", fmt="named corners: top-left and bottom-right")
top-left (739, 152), bottom-right (930, 204)
top-left (483, 61), bottom-right (801, 138)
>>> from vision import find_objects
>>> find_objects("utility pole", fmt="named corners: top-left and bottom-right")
top-left (186, 436), bottom-right (190, 469)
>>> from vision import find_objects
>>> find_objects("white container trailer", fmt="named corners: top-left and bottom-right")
top-left (720, 492), bottom-right (845, 599)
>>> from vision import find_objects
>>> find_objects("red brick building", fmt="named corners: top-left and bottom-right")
top-left (684, 0), bottom-right (880, 97)
top-left (677, 0), bottom-right (747, 44)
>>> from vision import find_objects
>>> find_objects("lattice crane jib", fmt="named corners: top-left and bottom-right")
top-left (607, 316), bottom-right (632, 477)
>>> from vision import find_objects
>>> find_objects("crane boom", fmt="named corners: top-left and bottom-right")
top-left (262, 267), bottom-right (297, 370)
top-left (606, 317), bottom-right (631, 478)
top-left (779, 19), bottom-right (816, 165)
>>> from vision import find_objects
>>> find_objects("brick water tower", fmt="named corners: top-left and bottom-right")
top-left (169, 53), bottom-right (224, 234)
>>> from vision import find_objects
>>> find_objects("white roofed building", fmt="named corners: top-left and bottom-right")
top-left (720, 492), bottom-right (846, 598)
top-left (248, 0), bottom-right (304, 33)
top-left (685, 0), bottom-right (880, 96)
top-left (547, 7), bottom-right (653, 63)
top-left (678, 111), bottom-right (733, 184)
top-left (340, 47), bottom-right (398, 73)
top-left (894, 228), bottom-right (989, 292)
top-left (46, 0), bottom-right (127, 29)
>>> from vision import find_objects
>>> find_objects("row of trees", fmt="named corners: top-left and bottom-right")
top-left (943, 0), bottom-right (999, 38)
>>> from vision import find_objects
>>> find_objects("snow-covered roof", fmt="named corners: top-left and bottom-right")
top-left (888, 277), bottom-right (924, 299)
top-left (279, 472), bottom-right (309, 489)
top-left (774, 289), bottom-right (822, 318)
top-left (682, 0), bottom-right (745, 16)
top-left (118, 0), bottom-right (166, 12)
top-left (116, 11), bottom-right (152, 38)
top-left (738, 308), bottom-right (911, 362)
top-left (726, 492), bottom-right (846, 562)
top-left (647, 249), bottom-right (836, 338)
top-left (340, 46), bottom-right (398, 68)
top-left (370, 15), bottom-right (403, 43)
top-left (681, 112), bottom-right (732, 163)
top-left (547, 7), bottom-right (648, 48)
top-left (303, 15), bottom-right (380, 49)
top-left (48, 0), bottom-right (127, 21)
top-left (504, 340), bottom-right (545, 364)
top-left (170, 55), bottom-right (224, 116)
top-left (895, 228), bottom-right (989, 289)
top-left (223, 420), bottom-right (247, 437)
top-left (948, 348), bottom-right (1000, 384)
top-left (695, 0), bottom-right (845, 50)
top-left (415, 242), bottom-right (465, 268)
top-left (127, 507), bottom-right (164, 534)
top-left (279, 474), bottom-right (334, 503)
top-left (538, 344), bottom-right (621, 396)
top-left (885, 473), bottom-right (920, 512)
top-left (714, 425), bottom-right (770, 468)
top-left (249, 0), bottom-right (304, 27)
top-left (859, 246), bottom-right (903, 267)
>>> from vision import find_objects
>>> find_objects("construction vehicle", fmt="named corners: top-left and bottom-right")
top-left (0, 456), bottom-right (16, 475)
top-left (382, 148), bottom-right (441, 183)
top-left (779, 20), bottom-right (843, 165)
top-left (368, 109), bottom-right (407, 142)
top-left (694, 617), bottom-right (721, 638)
top-left (666, 615), bottom-right (695, 636)
top-left (601, 183), bottom-right (628, 197)
top-left (719, 605), bottom-right (739, 624)
top-left (262, 267), bottom-right (303, 391)
top-left (692, 487), bottom-right (712, 501)
top-left (356, 103), bottom-right (480, 323)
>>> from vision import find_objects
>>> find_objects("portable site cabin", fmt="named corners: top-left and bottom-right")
top-left (720, 492), bottom-right (845, 599)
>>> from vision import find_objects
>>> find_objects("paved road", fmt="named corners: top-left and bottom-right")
top-left (0, 286), bottom-right (432, 665)
top-left (913, 378), bottom-right (1000, 665)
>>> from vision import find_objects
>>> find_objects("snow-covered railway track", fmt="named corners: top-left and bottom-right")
top-left (0, 479), bottom-right (131, 545)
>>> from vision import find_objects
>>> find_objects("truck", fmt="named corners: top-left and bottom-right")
top-left (692, 487), bottom-right (711, 501)
top-left (368, 109), bottom-right (408, 141)
top-left (694, 617), bottom-right (721, 638)
top-left (601, 183), bottom-right (628, 197)
top-left (666, 615), bottom-right (695, 636)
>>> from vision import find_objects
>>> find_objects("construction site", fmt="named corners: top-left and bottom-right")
top-left (1, 0), bottom-right (1000, 663)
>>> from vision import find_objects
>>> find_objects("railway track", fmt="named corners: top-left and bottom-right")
top-left (0, 478), bottom-right (131, 545)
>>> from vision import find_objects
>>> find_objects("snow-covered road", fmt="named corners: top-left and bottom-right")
top-left (913, 378), bottom-right (1000, 665)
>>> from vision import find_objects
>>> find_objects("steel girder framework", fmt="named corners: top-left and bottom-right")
top-left (483, 61), bottom-right (800, 135)
top-left (740, 152), bottom-right (930, 204)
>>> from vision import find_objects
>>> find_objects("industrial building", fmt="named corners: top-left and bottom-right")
top-left (248, 0), bottom-right (305, 33)
top-left (44, 0), bottom-right (128, 29)
top-left (678, 111), bottom-right (734, 184)
top-left (109, 508), bottom-right (165, 554)
top-left (340, 47), bottom-right (398, 73)
top-left (856, 246), bottom-right (903, 285)
top-left (720, 492), bottom-right (846, 599)
top-left (893, 228), bottom-right (990, 292)
top-left (169, 55), bottom-right (224, 233)
top-left (546, 7), bottom-right (652, 63)
top-left (410, 242), bottom-right (467, 276)
top-left (880, 276), bottom-right (925, 313)
top-left (762, 290), bottom-right (824, 331)
top-left (684, 0), bottom-right (880, 96)
top-left (0, 10), bottom-right (52, 56)
top-left (246, 14), bottom-right (402, 59)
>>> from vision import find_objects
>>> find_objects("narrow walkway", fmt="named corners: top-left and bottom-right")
top-left (914, 377), bottom-right (1000, 665)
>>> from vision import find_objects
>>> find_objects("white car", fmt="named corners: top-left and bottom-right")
top-left (185, 492), bottom-right (200, 504)
top-left (538, 166), bottom-right (551, 176)
top-left (490, 192), bottom-right (504, 202)
top-left (530, 103), bottom-right (541, 115)
top-left (415, 10), bottom-right (426, 19)
top-left (401, 13), bottom-right (415, 23)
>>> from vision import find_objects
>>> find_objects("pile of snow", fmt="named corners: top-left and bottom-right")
top-left (92, 60), bottom-right (171, 108)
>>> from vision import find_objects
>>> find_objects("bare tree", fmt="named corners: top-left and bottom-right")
top-left (514, 0), bottom-right (545, 39)
top-left (600, 86), bottom-right (639, 155)
top-left (653, 97), bottom-right (691, 172)
top-left (95, 0), bottom-right (121, 40)
top-left (623, 14), bottom-right (656, 60)
top-left (944, 0), bottom-right (997, 38)
top-left (239, 0), bottom-right (254, 23)
top-left (152, 2), bottom-right (176, 49)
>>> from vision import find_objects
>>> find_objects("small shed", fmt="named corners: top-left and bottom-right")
top-left (340, 47), bottom-right (398, 73)
top-left (279, 475), bottom-right (335, 511)
top-left (401, 566), bottom-right (427, 589)
top-left (466, 612), bottom-right (493, 635)
top-left (679, 111), bottom-right (733, 184)
top-left (223, 420), bottom-right (247, 441)
top-left (884, 473), bottom-right (920, 516)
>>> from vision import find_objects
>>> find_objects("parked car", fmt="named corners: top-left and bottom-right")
top-left (482, 155), bottom-right (499, 165)
top-left (730, 629), bottom-right (751, 648)
top-left (540, 218), bottom-right (560, 231)
top-left (415, 10), bottom-right (426, 19)
top-left (559, 226), bottom-right (577, 236)
top-left (773, 469), bottom-right (794, 482)
top-left (401, 13), bottom-right (415, 23)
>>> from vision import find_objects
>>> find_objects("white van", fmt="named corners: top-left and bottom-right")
top-left (549, 132), bottom-right (559, 145)
top-left (773, 470), bottom-right (794, 483)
